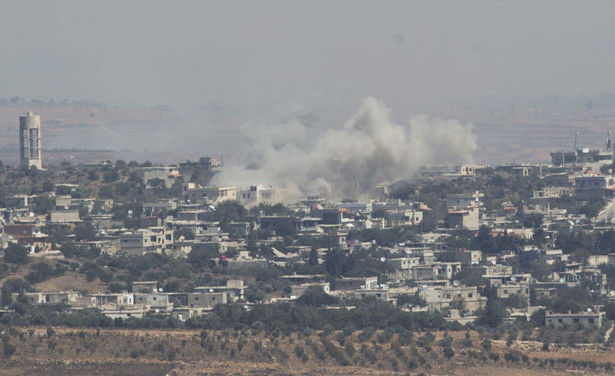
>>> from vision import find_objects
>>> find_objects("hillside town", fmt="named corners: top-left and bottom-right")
top-left (2, 112), bottom-right (615, 342)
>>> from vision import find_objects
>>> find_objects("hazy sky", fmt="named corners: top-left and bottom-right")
top-left (1, 0), bottom-right (615, 108)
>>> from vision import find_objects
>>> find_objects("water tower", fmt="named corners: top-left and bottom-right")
top-left (19, 112), bottom-right (42, 169)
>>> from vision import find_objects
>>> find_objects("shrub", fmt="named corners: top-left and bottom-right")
top-left (3, 342), bottom-right (16, 357)
top-left (481, 338), bottom-right (492, 350)
top-left (358, 327), bottom-right (376, 342)
top-left (4, 244), bottom-right (29, 264)
top-left (344, 342), bottom-right (355, 357)
top-left (377, 329), bottom-right (393, 344)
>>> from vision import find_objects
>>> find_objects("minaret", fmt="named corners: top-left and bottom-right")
top-left (19, 112), bottom-right (42, 169)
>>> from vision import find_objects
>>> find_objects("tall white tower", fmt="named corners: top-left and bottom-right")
top-left (19, 112), bottom-right (42, 169)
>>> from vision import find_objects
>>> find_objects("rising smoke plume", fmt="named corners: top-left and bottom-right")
top-left (215, 97), bottom-right (477, 201)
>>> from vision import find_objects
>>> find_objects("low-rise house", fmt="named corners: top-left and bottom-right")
top-left (575, 175), bottom-right (615, 201)
top-left (86, 239), bottom-right (120, 255)
top-left (495, 282), bottom-right (531, 305)
top-left (139, 166), bottom-right (180, 188)
top-left (49, 210), bottom-right (81, 224)
top-left (72, 296), bottom-right (96, 308)
top-left (10, 291), bottom-right (79, 306)
top-left (290, 282), bottom-right (330, 298)
top-left (5, 194), bottom-right (34, 208)
top-left (168, 292), bottom-right (227, 309)
top-left (171, 307), bottom-right (204, 321)
top-left (545, 311), bottom-right (604, 329)
top-left (539, 248), bottom-right (569, 265)
top-left (193, 280), bottom-right (245, 302)
top-left (119, 227), bottom-right (174, 255)
top-left (386, 257), bottom-right (421, 279)
top-left (334, 276), bottom-right (378, 291)
top-left (183, 183), bottom-right (238, 204)
top-left (134, 293), bottom-right (173, 313)
top-left (93, 293), bottom-right (134, 307)
top-left (100, 305), bottom-right (150, 319)
top-left (279, 274), bottom-right (326, 285)
top-left (411, 262), bottom-right (461, 281)
top-left (88, 214), bottom-right (114, 230)
top-left (298, 217), bottom-right (322, 233)
top-left (587, 255), bottom-right (609, 267)
top-left (222, 256), bottom-right (268, 271)
top-left (419, 285), bottom-right (486, 314)
top-left (448, 207), bottom-right (480, 230)
top-left (239, 185), bottom-right (282, 206)
top-left (454, 249), bottom-right (482, 265)
top-left (132, 281), bottom-right (158, 293)
top-left (228, 222), bottom-right (251, 238)
top-left (352, 287), bottom-right (391, 302)
top-left (469, 264), bottom-right (513, 278)
top-left (446, 191), bottom-right (483, 210)
top-left (2, 223), bottom-right (49, 249)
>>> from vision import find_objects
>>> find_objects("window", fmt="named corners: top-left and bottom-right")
top-left (468, 293), bottom-right (473, 298)
top-left (589, 318), bottom-right (595, 324)
top-left (446, 294), bottom-right (451, 299)
top-left (558, 319), bottom-right (563, 323)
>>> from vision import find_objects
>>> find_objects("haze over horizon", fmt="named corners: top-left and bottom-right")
top-left (2, 1), bottom-right (615, 166)
top-left (2, 1), bottom-right (615, 107)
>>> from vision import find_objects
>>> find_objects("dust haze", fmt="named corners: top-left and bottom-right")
top-left (215, 97), bottom-right (476, 200)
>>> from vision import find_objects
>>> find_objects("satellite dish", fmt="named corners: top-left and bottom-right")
top-left (64, 205), bottom-right (69, 210)
top-left (453, 280), bottom-right (460, 287)
top-left (209, 288), bottom-right (214, 293)
top-left (560, 277), bottom-right (566, 283)
top-left (28, 212), bottom-right (34, 217)
top-left (380, 257), bottom-right (386, 262)
top-left (510, 276), bottom-right (517, 283)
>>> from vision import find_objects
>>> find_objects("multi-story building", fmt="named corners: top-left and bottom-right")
top-left (119, 227), bottom-right (174, 255)
top-left (19, 112), bottom-right (42, 169)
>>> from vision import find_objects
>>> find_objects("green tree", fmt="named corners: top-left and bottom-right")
top-left (308, 247), bottom-right (319, 266)
top-left (0, 285), bottom-right (12, 307)
top-left (478, 299), bottom-right (506, 328)
top-left (4, 243), bottom-right (29, 264)
top-left (16, 290), bottom-right (28, 304)
top-left (214, 201), bottom-right (246, 225)
top-left (32, 195), bottom-right (55, 214)
top-left (41, 181), bottom-right (54, 193)
top-left (296, 286), bottom-right (339, 306)
top-left (74, 222), bottom-right (96, 241)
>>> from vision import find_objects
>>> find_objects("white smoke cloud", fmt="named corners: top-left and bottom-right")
top-left (215, 97), bottom-right (477, 201)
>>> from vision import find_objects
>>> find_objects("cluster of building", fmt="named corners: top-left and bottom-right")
top-left (9, 279), bottom-right (245, 321)
top-left (4, 112), bottom-right (615, 328)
